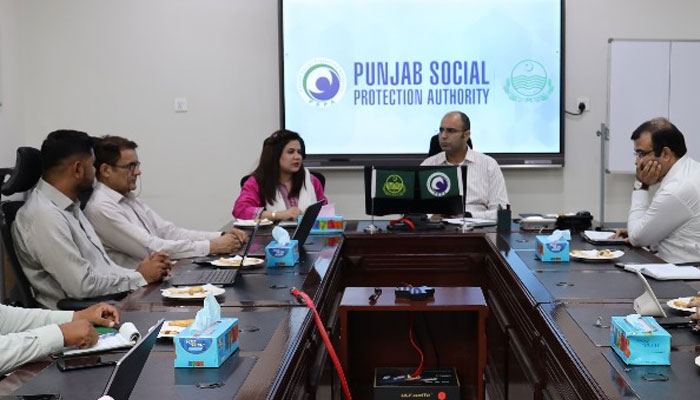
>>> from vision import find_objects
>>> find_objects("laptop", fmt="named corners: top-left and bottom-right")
top-left (102, 319), bottom-right (164, 400)
top-left (290, 200), bottom-right (324, 249)
top-left (169, 268), bottom-right (239, 286)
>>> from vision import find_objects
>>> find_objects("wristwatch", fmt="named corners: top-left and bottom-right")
top-left (271, 211), bottom-right (277, 220)
top-left (633, 180), bottom-right (649, 191)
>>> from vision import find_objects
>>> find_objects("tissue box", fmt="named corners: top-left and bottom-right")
top-left (610, 316), bottom-right (670, 365)
top-left (535, 235), bottom-right (570, 262)
top-left (174, 318), bottom-right (239, 368)
top-left (265, 239), bottom-right (299, 267)
top-left (298, 215), bottom-right (345, 234)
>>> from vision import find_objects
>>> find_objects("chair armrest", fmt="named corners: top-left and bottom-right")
top-left (56, 291), bottom-right (129, 310)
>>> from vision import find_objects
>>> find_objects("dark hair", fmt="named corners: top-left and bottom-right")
top-left (630, 117), bottom-right (687, 158)
top-left (93, 135), bottom-right (138, 178)
top-left (454, 111), bottom-right (471, 131)
top-left (41, 130), bottom-right (94, 173)
top-left (252, 129), bottom-right (306, 205)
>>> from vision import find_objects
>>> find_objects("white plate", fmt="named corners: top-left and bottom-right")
top-left (157, 319), bottom-right (195, 338)
top-left (696, 355), bottom-right (700, 368)
top-left (210, 257), bottom-right (264, 267)
top-left (666, 297), bottom-right (698, 313)
top-left (278, 220), bottom-right (298, 228)
top-left (570, 249), bottom-right (625, 261)
top-left (161, 284), bottom-right (225, 299)
top-left (233, 219), bottom-right (273, 227)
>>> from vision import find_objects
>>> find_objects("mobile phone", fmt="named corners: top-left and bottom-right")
top-left (56, 355), bottom-right (117, 371)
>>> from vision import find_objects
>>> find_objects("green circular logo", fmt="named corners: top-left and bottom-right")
top-left (511, 60), bottom-right (547, 97)
top-left (383, 175), bottom-right (406, 196)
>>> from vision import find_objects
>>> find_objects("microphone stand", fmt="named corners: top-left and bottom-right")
top-left (459, 167), bottom-right (472, 232)
top-left (364, 195), bottom-right (380, 234)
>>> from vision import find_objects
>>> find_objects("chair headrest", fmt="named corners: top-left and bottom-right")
top-left (1, 147), bottom-right (42, 196)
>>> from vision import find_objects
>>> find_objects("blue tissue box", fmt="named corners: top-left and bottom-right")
top-left (265, 239), bottom-right (299, 267)
top-left (174, 318), bottom-right (239, 368)
top-left (298, 215), bottom-right (345, 234)
top-left (535, 235), bottom-right (570, 262)
top-left (610, 316), bottom-right (670, 365)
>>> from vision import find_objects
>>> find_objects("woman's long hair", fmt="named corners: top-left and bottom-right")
top-left (252, 129), bottom-right (307, 205)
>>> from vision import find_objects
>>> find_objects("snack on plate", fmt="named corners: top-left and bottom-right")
top-left (168, 319), bottom-right (195, 327)
top-left (676, 294), bottom-right (700, 309)
top-left (596, 249), bottom-right (615, 258)
top-left (170, 286), bottom-right (205, 296)
top-left (216, 257), bottom-right (242, 266)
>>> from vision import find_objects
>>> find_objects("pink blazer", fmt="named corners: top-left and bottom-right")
top-left (232, 174), bottom-right (327, 219)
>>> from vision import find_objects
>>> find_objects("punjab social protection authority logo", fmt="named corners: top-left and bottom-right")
top-left (503, 59), bottom-right (554, 103)
top-left (297, 58), bottom-right (346, 107)
top-left (426, 172), bottom-right (451, 197)
top-left (382, 174), bottom-right (406, 197)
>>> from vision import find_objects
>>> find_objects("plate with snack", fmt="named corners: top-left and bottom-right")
top-left (157, 319), bottom-right (195, 338)
top-left (210, 256), bottom-right (264, 268)
top-left (696, 355), bottom-right (700, 368)
top-left (570, 249), bottom-right (624, 262)
top-left (161, 283), bottom-right (225, 299)
top-left (666, 295), bottom-right (700, 313)
top-left (233, 218), bottom-right (273, 227)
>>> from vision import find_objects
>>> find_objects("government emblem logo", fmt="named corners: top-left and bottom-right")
top-left (503, 59), bottom-right (553, 102)
top-left (382, 174), bottom-right (406, 197)
top-left (297, 58), bottom-right (346, 107)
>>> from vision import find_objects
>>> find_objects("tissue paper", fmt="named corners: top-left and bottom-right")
top-left (536, 229), bottom-right (571, 262)
top-left (266, 227), bottom-right (299, 267)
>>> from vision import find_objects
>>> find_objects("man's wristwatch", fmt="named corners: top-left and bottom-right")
top-left (633, 180), bottom-right (649, 191)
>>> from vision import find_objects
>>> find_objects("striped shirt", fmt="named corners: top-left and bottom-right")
top-left (421, 150), bottom-right (508, 220)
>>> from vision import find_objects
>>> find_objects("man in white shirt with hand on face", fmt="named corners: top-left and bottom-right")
top-left (421, 111), bottom-right (508, 220)
top-left (613, 117), bottom-right (700, 263)
top-left (85, 135), bottom-right (248, 269)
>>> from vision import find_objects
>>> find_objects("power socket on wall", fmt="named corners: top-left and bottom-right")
top-left (576, 97), bottom-right (590, 113)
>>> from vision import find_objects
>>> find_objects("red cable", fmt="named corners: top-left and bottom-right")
top-left (408, 313), bottom-right (424, 378)
top-left (291, 287), bottom-right (352, 400)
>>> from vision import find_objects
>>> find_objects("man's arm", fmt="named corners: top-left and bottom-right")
top-left (627, 186), bottom-right (692, 247)
top-left (29, 213), bottom-right (145, 299)
top-left (469, 160), bottom-right (508, 220)
top-left (0, 305), bottom-right (72, 375)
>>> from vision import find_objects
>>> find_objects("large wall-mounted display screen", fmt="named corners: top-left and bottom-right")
top-left (281, 0), bottom-right (563, 166)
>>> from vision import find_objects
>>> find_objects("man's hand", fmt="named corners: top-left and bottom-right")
top-left (636, 159), bottom-right (662, 186)
top-left (73, 302), bottom-right (120, 328)
top-left (137, 252), bottom-right (172, 284)
top-left (279, 207), bottom-right (303, 221)
top-left (226, 228), bottom-right (248, 246)
top-left (210, 233), bottom-right (241, 254)
top-left (610, 228), bottom-right (631, 243)
top-left (59, 320), bottom-right (98, 348)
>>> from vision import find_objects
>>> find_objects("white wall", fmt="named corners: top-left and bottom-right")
top-left (0, 0), bottom-right (23, 167)
top-left (3, 0), bottom-right (700, 230)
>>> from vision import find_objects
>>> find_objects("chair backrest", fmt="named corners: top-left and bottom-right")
top-left (0, 200), bottom-right (38, 308)
top-left (1, 147), bottom-right (42, 197)
top-left (427, 134), bottom-right (473, 157)
top-left (240, 171), bottom-right (326, 189)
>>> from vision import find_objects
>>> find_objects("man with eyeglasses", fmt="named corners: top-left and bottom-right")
top-left (612, 117), bottom-right (700, 263)
top-left (12, 130), bottom-right (172, 309)
top-left (84, 136), bottom-right (248, 269)
top-left (421, 111), bottom-right (508, 220)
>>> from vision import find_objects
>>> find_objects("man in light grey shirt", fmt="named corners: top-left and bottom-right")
top-left (421, 111), bottom-right (508, 220)
top-left (0, 302), bottom-right (119, 374)
top-left (613, 118), bottom-right (700, 263)
top-left (84, 136), bottom-right (248, 269)
top-left (12, 130), bottom-right (171, 308)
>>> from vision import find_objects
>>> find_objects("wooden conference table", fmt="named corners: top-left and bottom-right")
top-left (2, 221), bottom-right (699, 399)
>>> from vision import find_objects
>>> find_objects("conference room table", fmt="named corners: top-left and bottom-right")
top-left (1, 221), bottom-right (699, 399)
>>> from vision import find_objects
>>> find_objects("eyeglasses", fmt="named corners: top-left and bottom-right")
top-left (111, 161), bottom-right (141, 173)
top-left (436, 127), bottom-right (465, 135)
top-left (633, 150), bottom-right (655, 159)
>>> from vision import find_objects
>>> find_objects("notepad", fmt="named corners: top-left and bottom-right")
top-left (63, 322), bottom-right (140, 356)
top-left (617, 263), bottom-right (700, 280)
top-left (581, 230), bottom-right (627, 245)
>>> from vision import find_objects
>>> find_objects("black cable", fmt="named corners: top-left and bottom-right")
top-left (565, 101), bottom-right (587, 116)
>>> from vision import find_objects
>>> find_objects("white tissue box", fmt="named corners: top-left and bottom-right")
top-left (174, 318), bottom-right (238, 368)
top-left (265, 239), bottom-right (299, 267)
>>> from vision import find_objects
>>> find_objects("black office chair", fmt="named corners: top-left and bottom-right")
top-left (0, 147), bottom-right (127, 310)
top-left (427, 134), bottom-right (473, 157)
top-left (239, 171), bottom-right (326, 189)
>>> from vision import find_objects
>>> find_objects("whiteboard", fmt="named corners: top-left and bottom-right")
top-left (608, 40), bottom-right (700, 173)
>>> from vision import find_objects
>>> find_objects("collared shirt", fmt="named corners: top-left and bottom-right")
top-left (421, 150), bottom-right (509, 220)
top-left (628, 155), bottom-right (700, 263)
top-left (0, 304), bottom-right (73, 374)
top-left (12, 179), bottom-right (147, 309)
top-left (85, 182), bottom-right (220, 269)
